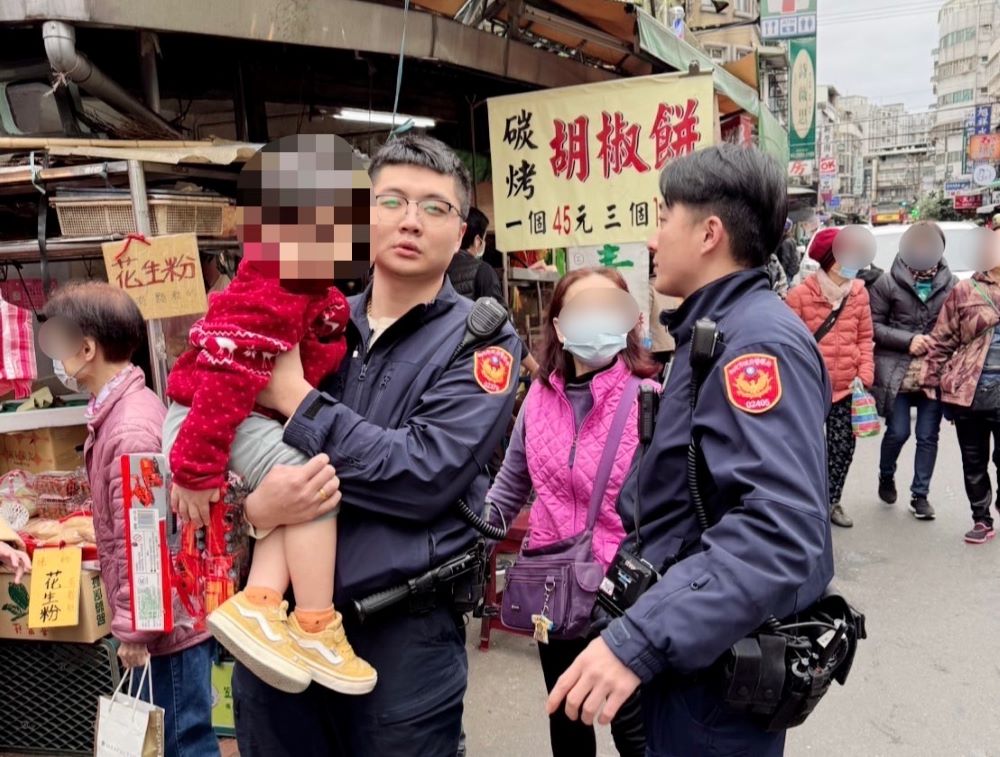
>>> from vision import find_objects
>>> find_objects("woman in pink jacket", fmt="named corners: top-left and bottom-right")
top-left (41, 282), bottom-right (218, 757)
top-left (787, 226), bottom-right (876, 529)
top-left (487, 267), bottom-right (658, 757)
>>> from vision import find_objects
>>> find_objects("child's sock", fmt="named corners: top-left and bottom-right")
top-left (244, 586), bottom-right (282, 608)
top-left (294, 606), bottom-right (336, 634)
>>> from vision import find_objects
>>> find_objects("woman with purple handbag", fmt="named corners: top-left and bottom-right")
top-left (486, 267), bottom-right (659, 757)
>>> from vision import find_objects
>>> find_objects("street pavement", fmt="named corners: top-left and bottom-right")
top-left (465, 424), bottom-right (1000, 756)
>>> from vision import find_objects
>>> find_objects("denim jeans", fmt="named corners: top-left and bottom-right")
top-left (132, 640), bottom-right (219, 757)
top-left (878, 392), bottom-right (944, 497)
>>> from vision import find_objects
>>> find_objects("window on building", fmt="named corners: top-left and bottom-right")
top-left (705, 45), bottom-right (729, 63)
top-left (733, 0), bottom-right (755, 16)
top-left (733, 45), bottom-right (753, 60)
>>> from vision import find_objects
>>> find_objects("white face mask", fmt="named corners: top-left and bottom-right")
top-left (52, 359), bottom-right (84, 393)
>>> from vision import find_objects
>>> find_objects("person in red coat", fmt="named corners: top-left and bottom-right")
top-left (786, 226), bottom-right (876, 528)
top-left (163, 134), bottom-right (376, 696)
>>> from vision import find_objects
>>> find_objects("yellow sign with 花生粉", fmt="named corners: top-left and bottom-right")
top-left (487, 72), bottom-right (715, 251)
top-left (102, 233), bottom-right (208, 320)
top-left (28, 547), bottom-right (82, 628)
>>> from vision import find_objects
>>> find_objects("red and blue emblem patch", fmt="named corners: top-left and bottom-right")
top-left (724, 354), bottom-right (782, 414)
top-left (474, 347), bottom-right (514, 394)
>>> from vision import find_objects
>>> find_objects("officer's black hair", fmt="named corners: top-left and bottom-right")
top-left (368, 134), bottom-right (473, 219)
top-left (658, 144), bottom-right (787, 269)
top-left (460, 208), bottom-right (489, 251)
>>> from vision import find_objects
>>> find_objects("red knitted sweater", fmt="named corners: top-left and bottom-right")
top-left (166, 253), bottom-right (349, 490)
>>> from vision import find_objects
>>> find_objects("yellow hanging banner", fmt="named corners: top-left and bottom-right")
top-left (28, 547), bottom-right (82, 628)
top-left (488, 72), bottom-right (716, 251)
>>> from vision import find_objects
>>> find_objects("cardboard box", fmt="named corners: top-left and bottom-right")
top-left (0, 568), bottom-right (111, 643)
top-left (0, 425), bottom-right (88, 475)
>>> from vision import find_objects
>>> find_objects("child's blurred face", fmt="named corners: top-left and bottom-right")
top-left (237, 135), bottom-right (372, 280)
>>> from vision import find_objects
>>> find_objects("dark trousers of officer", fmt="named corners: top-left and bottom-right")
top-left (232, 606), bottom-right (467, 756)
top-left (954, 409), bottom-right (1000, 527)
top-left (538, 638), bottom-right (645, 757)
top-left (642, 681), bottom-right (786, 757)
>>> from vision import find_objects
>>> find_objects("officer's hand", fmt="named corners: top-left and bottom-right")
top-left (244, 454), bottom-right (341, 531)
top-left (257, 345), bottom-right (312, 418)
top-left (546, 637), bottom-right (641, 727)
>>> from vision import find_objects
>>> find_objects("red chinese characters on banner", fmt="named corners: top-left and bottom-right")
top-left (650, 99), bottom-right (702, 170)
top-left (596, 112), bottom-right (649, 178)
top-left (550, 116), bottom-right (591, 181)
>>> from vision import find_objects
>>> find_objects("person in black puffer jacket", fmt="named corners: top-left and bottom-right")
top-left (869, 222), bottom-right (958, 520)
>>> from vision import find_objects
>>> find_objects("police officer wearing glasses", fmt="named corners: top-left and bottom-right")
top-left (235, 135), bottom-right (521, 756)
top-left (547, 145), bottom-right (844, 756)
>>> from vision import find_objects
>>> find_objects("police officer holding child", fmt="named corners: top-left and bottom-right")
top-left (234, 135), bottom-right (521, 756)
top-left (548, 145), bottom-right (838, 755)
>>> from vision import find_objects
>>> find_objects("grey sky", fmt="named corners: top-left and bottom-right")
top-left (816, 0), bottom-right (943, 112)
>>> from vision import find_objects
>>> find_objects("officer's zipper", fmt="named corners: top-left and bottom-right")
top-left (371, 374), bottom-right (392, 409)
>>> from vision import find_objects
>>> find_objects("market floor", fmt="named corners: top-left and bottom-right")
top-left (464, 429), bottom-right (1000, 757)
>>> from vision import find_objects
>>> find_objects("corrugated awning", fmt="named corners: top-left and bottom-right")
top-left (634, 8), bottom-right (788, 166)
top-left (44, 141), bottom-right (262, 165)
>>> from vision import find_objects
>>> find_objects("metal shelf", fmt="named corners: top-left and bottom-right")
top-left (0, 406), bottom-right (89, 434)
top-left (507, 268), bottom-right (562, 283)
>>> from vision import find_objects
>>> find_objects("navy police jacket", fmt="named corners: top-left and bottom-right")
top-left (602, 269), bottom-right (834, 682)
top-left (283, 279), bottom-right (521, 604)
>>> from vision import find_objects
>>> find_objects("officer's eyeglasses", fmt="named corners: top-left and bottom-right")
top-left (375, 194), bottom-right (463, 226)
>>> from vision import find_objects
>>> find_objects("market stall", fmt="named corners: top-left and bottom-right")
top-left (0, 138), bottom-right (252, 754)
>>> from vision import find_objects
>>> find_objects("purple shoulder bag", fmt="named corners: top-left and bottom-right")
top-left (500, 375), bottom-right (641, 641)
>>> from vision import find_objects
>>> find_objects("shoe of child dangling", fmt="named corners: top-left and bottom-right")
top-left (287, 611), bottom-right (378, 695)
top-left (207, 592), bottom-right (312, 694)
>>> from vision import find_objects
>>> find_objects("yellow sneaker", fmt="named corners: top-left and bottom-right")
top-left (207, 592), bottom-right (312, 694)
top-left (287, 611), bottom-right (378, 695)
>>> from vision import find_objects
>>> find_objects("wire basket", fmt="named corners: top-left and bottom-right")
top-left (0, 637), bottom-right (120, 755)
top-left (51, 194), bottom-right (233, 238)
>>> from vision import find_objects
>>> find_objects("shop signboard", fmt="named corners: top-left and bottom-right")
top-left (761, 0), bottom-right (817, 40)
top-left (488, 72), bottom-right (715, 251)
top-left (829, 196), bottom-right (841, 209)
top-left (975, 105), bottom-right (993, 135)
top-left (819, 157), bottom-right (837, 175)
top-left (102, 233), bottom-right (208, 320)
top-left (945, 180), bottom-right (971, 195)
top-left (954, 194), bottom-right (982, 211)
top-left (968, 134), bottom-right (1000, 162)
top-left (788, 160), bottom-right (813, 178)
top-left (974, 164), bottom-right (998, 187)
top-left (788, 38), bottom-right (817, 161)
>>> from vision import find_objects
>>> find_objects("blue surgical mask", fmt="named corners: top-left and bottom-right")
top-left (559, 312), bottom-right (628, 369)
top-left (52, 359), bottom-right (83, 393)
top-left (838, 266), bottom-right (860, 279)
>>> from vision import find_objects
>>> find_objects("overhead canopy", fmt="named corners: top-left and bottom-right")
top-left (45, 141), bottom-right (262, 165)
top-left (634, 8), bottom-right (788, 167)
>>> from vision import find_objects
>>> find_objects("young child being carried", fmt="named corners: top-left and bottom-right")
top-left (163, 134), bottom-right (375, 695)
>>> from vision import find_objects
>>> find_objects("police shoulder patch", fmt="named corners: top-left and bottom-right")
top-left (723, 353), bottom-right (782, 414)
top-left (474, 346), bottom-right (514, 394)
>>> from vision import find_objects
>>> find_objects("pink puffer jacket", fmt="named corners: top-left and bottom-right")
top-left (84, 366), bottom-right (209, 656)
top-left (523, 358), bottom-right (650, 568)
top-left (786, 275), bottom-right (875, 402)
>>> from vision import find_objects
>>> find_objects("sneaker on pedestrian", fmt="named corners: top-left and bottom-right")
top-left (877, 477), bottom-right (897, 505)
top-left (964, 522), bottom-right (996, 545)
top-left (909, 497), bottom-right (935, 521)
top-left (208, 593), bottom-right (311, 694)
top-left (288, 611), bottom-right (377, 695)
top-left (831, 504), bottom-right (853, 528)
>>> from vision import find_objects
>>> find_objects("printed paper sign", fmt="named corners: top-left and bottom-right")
top-left (488, 72), bottom-right (715, 251)
top-left (28, 547), bottom-right (81, 628)
top-left (103, 233), bottom-right (208, 320)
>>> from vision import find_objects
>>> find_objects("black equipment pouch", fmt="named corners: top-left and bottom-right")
top-left (719, 591), bottom-right (867, 732)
